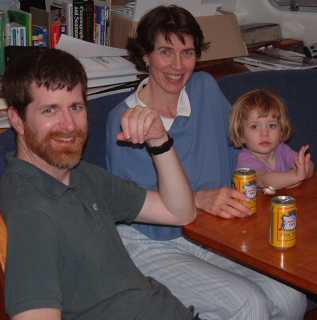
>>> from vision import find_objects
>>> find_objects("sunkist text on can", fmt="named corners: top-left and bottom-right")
top-left (269, 195), bottom-right (297, 249)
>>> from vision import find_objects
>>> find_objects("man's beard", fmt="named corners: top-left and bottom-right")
top-left (24, 123), bottom-right (88, 170)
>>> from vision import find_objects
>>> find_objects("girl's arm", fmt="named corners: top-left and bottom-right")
top-left (257, 169), bottom-right (304, 190)
top-left (257, 145), bottom-right (314, 190)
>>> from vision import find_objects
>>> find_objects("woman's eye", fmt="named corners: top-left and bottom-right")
top-left (159, 48), bottom-right (172, 57)
top-left (183, 49), bottom-right (196, 58)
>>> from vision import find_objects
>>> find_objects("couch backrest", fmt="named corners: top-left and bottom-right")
top-left (83, 91), bottom-right (131, 168)
top-left (0, 130), bottom-right (15, 177)
top-left (1, 69), bottom-right (317, 175)
top-left (218, 69), bottom-right (317, 162)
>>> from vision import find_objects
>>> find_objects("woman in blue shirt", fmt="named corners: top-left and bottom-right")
top-left (106, 5), bottom-right (307, 320)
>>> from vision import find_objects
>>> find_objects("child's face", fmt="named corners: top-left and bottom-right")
top-left (242, 109), bottom-right (282, 157)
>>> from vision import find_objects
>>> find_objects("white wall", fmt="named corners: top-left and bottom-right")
top-left (0, 0), bottom-right (19, 10)
top-left (234, 0), bottom-right (317, 45)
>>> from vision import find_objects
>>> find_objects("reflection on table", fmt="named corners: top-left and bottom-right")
top-left (183, 173), bottom-right (317, 294)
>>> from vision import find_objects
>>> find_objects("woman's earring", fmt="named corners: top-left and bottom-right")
top-left (145, 62), bottom-right (150, 73)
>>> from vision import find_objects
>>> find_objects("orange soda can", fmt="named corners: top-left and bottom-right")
top-left (269, 196), bottom-right (297, 249)
top-left (233, 168), bottom-right (257, 214)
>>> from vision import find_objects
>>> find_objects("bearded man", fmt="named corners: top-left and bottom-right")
top-left (0, 48), bottom-right (198, 320)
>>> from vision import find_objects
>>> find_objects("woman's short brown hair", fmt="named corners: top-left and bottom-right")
top-left (127, 5), bottom-right (209, 72)
top-left (229, 89), bottom-right (292, 148)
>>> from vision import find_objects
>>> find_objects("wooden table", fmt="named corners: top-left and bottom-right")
top-left (183, 173), bottom-right (317, 295)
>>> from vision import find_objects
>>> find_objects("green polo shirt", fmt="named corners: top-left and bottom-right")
top-left (0, 155), bottom-right (191, 320)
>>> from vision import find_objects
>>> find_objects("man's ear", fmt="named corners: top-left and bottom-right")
top-left (7, 107), bottom-right (24, 136)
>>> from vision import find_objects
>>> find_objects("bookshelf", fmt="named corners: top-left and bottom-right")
top-left (0, 0), bottom-right (112, 75)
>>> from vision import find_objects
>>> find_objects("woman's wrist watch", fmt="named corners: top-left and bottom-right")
top-left (146, 134), bottom-right (174, 156)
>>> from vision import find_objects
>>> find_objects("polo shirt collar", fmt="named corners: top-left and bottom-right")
top-left (125, 77), bottom-right (191, 131)
top-left (5, 153), bottom-right (73, 198)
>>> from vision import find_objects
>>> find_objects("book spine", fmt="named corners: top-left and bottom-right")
top-left (0, 11), bottom-right (5, 75)
top-left (19, 25), bottom-right (26, 46)
top-left (94, 3), bottom-right (105, 45)
top-left (105, 4), bottom-right (110, 46)
top-left (60, 24), bottom-right (67, 35)
top-left (5, 22), bottom-right (11, 46)
top-left (83, 0), bottom-right (94, 42)
top-left (11, 25), bottom-right (17, 46)
top-left (7, 10), bottom-right (32, 46)
top-left (73, 0), bottom-right (84, 40)
top-left (63, 1), bottom-right (73, 37)
top-left (32, 25), bottom-right (49, 47)
top-left (50, 20), bottom-right (61, 48)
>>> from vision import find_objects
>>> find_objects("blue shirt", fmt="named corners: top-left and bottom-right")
top-left (106, 71), bottom-right (237, 240)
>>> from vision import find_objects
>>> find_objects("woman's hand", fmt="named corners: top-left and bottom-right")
top-left (194, 188), bottom-right (252, 219)
top-left (117, 106), bottom-right (167, 146)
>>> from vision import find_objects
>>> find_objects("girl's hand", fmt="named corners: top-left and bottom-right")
top-left (294, 145), bottom-right (313, 181)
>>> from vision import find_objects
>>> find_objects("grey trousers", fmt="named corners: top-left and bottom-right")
top-left (117, 225), bottom-right (307, 320)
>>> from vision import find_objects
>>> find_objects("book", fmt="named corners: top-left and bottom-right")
top-left (7, 9), bottom-right (32, 46)
top-left (94, 1), bottom-right (106, 45)
top-left (32, 24), bottom-right (49, 47)
top-left (30, 7), bottom-right (50, 47)
top-left (9, 23), bottom-right (19, 46)
top-left (0, 11), bottom-right (5, 75)
top-left (105, 2), bottom-right (110, 46)
top-left (62, 0), bottom-right (73, 37)
top-left (18, 25), bottom-right (27, 46)
top-left (50, 20), bottom-right (61, 48)
top-left (83, 0), bottom-right (95, 42)
top-left (240, 23), bottom-right (281, 47)
top-left (73, 0), bottom-right (85, 39)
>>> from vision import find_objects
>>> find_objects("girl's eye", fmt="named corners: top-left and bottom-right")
top-left (249, 124), bottom-right (258, 130)
top-left (268, 123), bottom-right (278, 129)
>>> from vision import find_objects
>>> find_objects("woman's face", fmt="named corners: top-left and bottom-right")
top-left (144, 32), bottom-right (196, 96)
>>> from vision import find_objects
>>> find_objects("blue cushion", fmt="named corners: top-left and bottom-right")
top-left (0, 129), bottom-right (16, 177)
top-left (83, 91), bottom-right (131, 168)
top-left (218, 69), bottom-right (317, 162)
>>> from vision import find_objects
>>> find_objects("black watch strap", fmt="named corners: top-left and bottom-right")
top-left (146, 134), bottom-right (174, 156)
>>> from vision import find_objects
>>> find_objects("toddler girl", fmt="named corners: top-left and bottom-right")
top-left (229, 89), bottom-right (314, 190)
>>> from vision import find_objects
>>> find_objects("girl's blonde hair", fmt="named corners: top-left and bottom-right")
top-left (229, 89), bottom-right (292, 148)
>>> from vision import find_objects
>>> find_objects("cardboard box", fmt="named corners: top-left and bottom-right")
top-left (110, 8), bottom-right (247, 61)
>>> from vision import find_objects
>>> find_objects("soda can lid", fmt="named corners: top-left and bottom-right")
top-left (272, 195), bottom-right (296, 205)
top-left (234, 168), bottom-right (256, 176)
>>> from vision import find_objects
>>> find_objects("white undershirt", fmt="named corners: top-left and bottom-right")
top-left (125, 77), bottom-right (191, 131)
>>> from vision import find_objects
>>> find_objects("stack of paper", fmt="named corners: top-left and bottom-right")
top-left (235, 48), bottom-right (317, 71)
top-left (0, 98), bottom-right (9, 129)
top-left (57, 35), bottom-right (141, 92)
